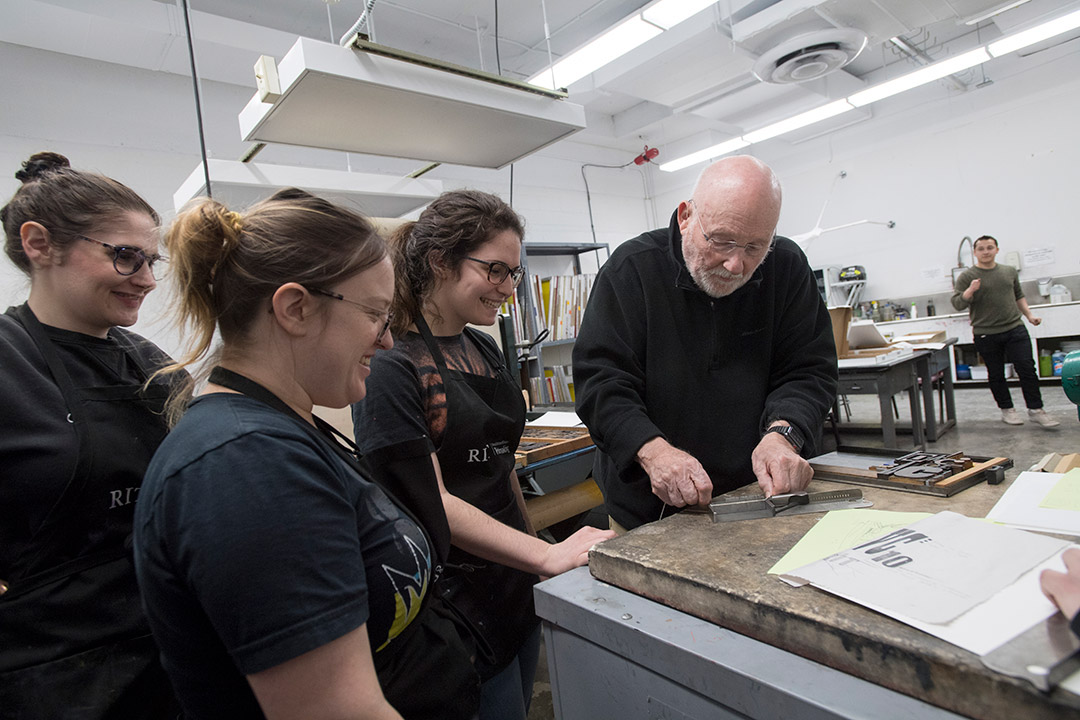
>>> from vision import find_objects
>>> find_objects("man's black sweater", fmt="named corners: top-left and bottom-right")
top-left (573, 211), bottom-right (838, 530)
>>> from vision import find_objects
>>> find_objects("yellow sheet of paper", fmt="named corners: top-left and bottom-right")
top-left (1039, 468), bottom-right (1080, 510)
top-left (768, 509), bottom-right (933, 576)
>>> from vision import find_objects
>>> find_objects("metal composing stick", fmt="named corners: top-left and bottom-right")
top-left (705, 489), bottom-right (871, 523)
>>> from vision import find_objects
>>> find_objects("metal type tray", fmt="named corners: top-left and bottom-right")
top-left (810, 446), bottom-right (1012, 497)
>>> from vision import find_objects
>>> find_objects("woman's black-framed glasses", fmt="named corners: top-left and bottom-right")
top-left (307, 286), bottom-right (393, 342)
top-left (465, 257), bottom-right (526, 287)
top-left (79, 235), bottom-right (165, 277)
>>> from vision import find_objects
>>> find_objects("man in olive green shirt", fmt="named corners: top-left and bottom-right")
top-left (951, 235), bottom-right (1059, 427)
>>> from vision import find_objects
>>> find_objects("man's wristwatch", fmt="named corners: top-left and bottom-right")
top-left (763, 424), bottom-right (804, 453)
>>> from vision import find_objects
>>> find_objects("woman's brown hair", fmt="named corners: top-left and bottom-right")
top-left (389, 189), bottom-right (523, 335)
top-left (2, 152), bottom-right (159, 274)
top-left (159, 188), bottom-right (386, 422)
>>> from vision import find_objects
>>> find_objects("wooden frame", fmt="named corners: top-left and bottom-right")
top-left (810, 446), bottom-right (1013, 497)
top-left (516, 426), bottom-right (593, 467)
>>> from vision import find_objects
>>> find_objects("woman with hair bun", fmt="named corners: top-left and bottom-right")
top-left (352, 189), bottom-right (614, 719)
top-left (0, 152), bottom-right (179, 717)
top-left (134, 189), bottom-right (479, 719)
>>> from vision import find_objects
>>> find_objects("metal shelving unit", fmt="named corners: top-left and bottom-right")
top-left (519, 242), bottom-right (609, 407)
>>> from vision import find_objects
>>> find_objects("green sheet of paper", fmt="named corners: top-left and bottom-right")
top-left (768, 509), bottom-right (933, 576)
top-left (1039, 468), bottom-right (1080, 510)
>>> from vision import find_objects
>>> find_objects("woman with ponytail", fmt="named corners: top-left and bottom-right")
top-left (352, 190), bottom-right (614, 719)
top-left (133, 189), bottom-right (479, 720)
top-left (0, 152), bottom-right (179, 718)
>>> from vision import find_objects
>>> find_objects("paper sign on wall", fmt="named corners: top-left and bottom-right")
top-left (920, 266), bottom-right (945, 282)
top-left (1022, 248), bottom-right (1055, 267)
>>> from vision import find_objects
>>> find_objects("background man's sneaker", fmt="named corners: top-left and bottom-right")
top-left (1029, 408), bottom-right (1060, 428)
top-left (1001, 408), bottom-right (1023, 425)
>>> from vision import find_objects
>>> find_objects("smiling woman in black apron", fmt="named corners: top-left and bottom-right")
top-left (133, 189), bottom-right (480, 720)
top-left (0, 152), bottom-right (180, 718)
top-left (352, 190), bottom-right (615, 719)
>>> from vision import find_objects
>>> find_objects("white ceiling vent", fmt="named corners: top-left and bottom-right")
top-left (752, 28), bottom-right (868, 84)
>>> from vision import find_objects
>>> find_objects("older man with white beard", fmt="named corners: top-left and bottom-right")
top-left (573, 156), bottom-right (838, 532)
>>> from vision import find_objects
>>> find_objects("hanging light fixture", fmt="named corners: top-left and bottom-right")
top-left (238, 37), bottom-right (586, 169)
top-left (173, 159), bottom-right (442, 216)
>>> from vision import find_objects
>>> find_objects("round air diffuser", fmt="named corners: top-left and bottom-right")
top-left (752, 28), bottom-right (868, 84)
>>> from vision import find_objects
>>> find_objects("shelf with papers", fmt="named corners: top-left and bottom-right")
top-left (509, 242), bottom-right (609, 408)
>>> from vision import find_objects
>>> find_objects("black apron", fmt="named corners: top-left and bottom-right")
top-left (414, 317), bottom-right (538, 678)
top-left (206, 367), bottom-right (480, 720)
top-left (0, 305), bottom-right (178, 720)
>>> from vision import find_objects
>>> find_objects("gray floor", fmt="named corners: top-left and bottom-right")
top-left (526, 383), bottom-right (1080, 720)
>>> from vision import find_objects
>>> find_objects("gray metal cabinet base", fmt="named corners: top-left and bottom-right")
top-left (536, 568), bottom-right (962, 720)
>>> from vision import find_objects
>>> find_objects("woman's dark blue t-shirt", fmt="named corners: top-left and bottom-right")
top-left (134, 392), bottom-right (431, 718)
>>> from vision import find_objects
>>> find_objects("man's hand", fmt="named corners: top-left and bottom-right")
top-left (1041, 547), bottom-right (1080, 621)
top-left (636, 437), bottom-right (712, 508)
top-left (963, 278), bottom-right (981, 300)
top-left (752, 432), bottom-right (812, 497)
top-left (1028, 315), bottom-right (1042, 326)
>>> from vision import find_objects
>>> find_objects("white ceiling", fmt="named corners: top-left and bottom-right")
top-left (5, 0), bottom-right (1080, 165)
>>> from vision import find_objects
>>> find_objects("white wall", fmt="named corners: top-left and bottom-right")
top-left (647, 41), bottom-right (1080, 305)
top-left (0, 40), bottom-right (649, 359)
top-left (7, 29), bottom-right (1079, 356)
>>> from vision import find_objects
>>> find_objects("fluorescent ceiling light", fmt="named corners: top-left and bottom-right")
top-left (240, 38), bottom-right (586, 169)
top-left (659, 138), bottom-right (750, 172)
top-left (529, 16), bottom-right (662, 89)
top-left (655, 6), bottom-right (1080, 174)
top-left (988, 7), bottom-right (1080, 56)
top-left (847, 47), bottom-right (990, 107)
top-left (642, 0), bottom-right (717, 30)
top-left (743, 100), bottom-right (854, 143)
top-left (173, 159), bottom-right (442, 216)
top-left (963, 0), bottom-right (1032, 25)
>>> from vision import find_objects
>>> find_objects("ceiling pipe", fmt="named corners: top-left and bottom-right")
top-left (339, 0), bottom-right (378, 46)
top-left (889, 35), bottom-right (969, 92)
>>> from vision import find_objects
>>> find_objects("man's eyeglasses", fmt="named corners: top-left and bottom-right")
top-left (79, 235), bottom-right (165, 277)
top-left (688, 200), bottom-right (772, 261)
top-left (465, 257), bottom-right (525, 287)
top-left (307, 286), bottom-right (393, 342)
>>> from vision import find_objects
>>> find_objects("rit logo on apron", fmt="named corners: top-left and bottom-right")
top-left (466, 441), bottom-right (512, 463)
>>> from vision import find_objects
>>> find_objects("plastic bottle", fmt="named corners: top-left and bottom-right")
top-left (1052, 350), bottom-right (1066, 377)
top-left (910, 302), bottom-right (918, 319)
top-left (926, 298), bottom-right (936, 316)
top-left (1039, 349), bottom-right (1052, 377)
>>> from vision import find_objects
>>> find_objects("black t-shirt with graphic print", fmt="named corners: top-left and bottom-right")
top-left (134, 393), bottom-right (438, 718)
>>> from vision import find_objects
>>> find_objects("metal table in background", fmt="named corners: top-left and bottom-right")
top-left (836, 351), bottom-right (926, 449)
top-left (915, 339), bottom-right (958, 442)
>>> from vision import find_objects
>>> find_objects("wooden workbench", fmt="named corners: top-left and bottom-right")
top-left (588, 478), bottom-right (1080, 720)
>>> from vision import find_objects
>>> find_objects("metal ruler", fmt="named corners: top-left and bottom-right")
top-left (705, 489), bottom-right (871, 523)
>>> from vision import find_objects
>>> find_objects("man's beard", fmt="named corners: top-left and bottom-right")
top-left (683, 240), bottom-right (751, 298)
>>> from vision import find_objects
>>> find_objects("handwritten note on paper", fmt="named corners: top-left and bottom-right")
top-left (1040, 469), bottom-right (1080, 511)
top-left (769, 509), bottom-right (931, 576)
top-left (783, 511), bottom-right (1068, 625)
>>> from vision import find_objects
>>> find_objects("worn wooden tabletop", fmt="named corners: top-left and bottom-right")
top-left (588, 477), bottom-right (1080, 720)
